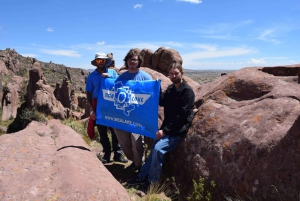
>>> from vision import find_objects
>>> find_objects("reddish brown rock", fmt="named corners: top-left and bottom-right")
top-left (0, 119), bottom-right (131, 201)
top-left (165, 65), bottom-right (300, 200)
top-left (152, 47), bottom-right (166, 69)
top-left (0, 48), bottom-right (20, 72)
top-left (158, 48), bottom-right (182, 72)
top-left (1, 76), bottom-right (23, 121)
top-left (32, 80), bottom-right (67, 119)
top-left (26, 59), bottom-right (47, 108)
top-left (0, 60), bottom-right (8, 75)
top-left (151, 47), bottom-right (183, 73)
top-left (54, 76), bottom-right (71, 108)
top-left (140, 48), bottom-right (153, 68)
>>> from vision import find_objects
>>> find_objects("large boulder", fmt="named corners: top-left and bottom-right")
top-left (0, 119), bottom-right (131, 201)
top-left (1, 76), bottom-right (23, 121)
top-left (32, 80), bottom-right (67, 119)
top-left (152, 47), bottom-right (166, 69)
top-left (151, 47), bottom-right (182, 73)
top-left (140, 48), bottom-right (153, 68)
top-left (26, 59), bottom-right (47, 108)
top-left (54, 76), bottom-right (71, 108)
top-left (165, 65), bottom-right (300, 200)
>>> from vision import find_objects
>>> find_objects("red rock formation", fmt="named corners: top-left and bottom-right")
top-left (54, 76), bottom-right (71, 108)
top-left (164, 65), bottom-right (300, 200)
top-left (26, 59), bottom-right (47, 108)
top-left (31, 80), bottom-right (67, 119)
top-left (0, 60), bottom-right (8, 75)
top-left (1, 76), bottom-right (23, 121)
top-left (0, 119), bottom-right (131, 201)
top-left (152, 47), bottom-right (166, 69)
top-left (140, 48), bottom-right (153, 68)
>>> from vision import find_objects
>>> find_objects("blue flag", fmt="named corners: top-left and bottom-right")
top-left (96, 78), bottom-right (161, 139)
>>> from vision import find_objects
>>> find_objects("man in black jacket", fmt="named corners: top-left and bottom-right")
top-left (126, 63), bottom-right (195, 191)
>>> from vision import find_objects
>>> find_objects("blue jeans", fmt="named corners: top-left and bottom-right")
top-left (138, 135), bottom-right (183, 183)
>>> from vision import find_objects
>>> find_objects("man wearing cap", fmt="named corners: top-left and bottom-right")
top-left (86, 52), bottom-right (128, 164)
top-left (114, 48), bottom-right (153, 172)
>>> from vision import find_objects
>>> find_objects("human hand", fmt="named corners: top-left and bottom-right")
top-left (90, 110), bottom-right (96, 120)
top-left (156, 130), bottom-right (164, 140)
top-left (102, 73), bottom-right (109, 78)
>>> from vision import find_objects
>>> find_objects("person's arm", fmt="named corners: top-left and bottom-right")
top-left (162, 88), bottom-right (195, 135)
top-left (86, 91), bottom-right (96, 120)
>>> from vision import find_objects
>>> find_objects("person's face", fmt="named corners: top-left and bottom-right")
top-left (169, 67), bottom-right (183, 84)
top-left (127, 55), bottom-right (139, 73)
top-left (95, 58), bottom-right (106, 71)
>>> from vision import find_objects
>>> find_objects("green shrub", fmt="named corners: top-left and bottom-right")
top-left (187, 177), bottom-right (216, 201)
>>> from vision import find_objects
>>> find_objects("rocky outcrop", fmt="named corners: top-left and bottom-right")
top-left (31, 80), bottom-right (67, 119)
top-left (78, 94), bottom-right (90, 119)
top-left (27, 60), bottom-right (67, 119)
top-left (26, 59), bottom-right (46, 108)
top-left (0, 60), bottom-right (8, 75)
top-left (70, 89), bottom-right (78, 111)
top-left (0, 48), bottom-right (89, 95)
top-left (140, 49), bottom-right (153, 68)
top-left (1, 76), bottom-right (23, 121)
top-left (165, 65), bottom-right (300, 200)
top-left (0, 119), bottom-right (131, 201)
top-left (0, 48), bottom-right (21, 72)
top-left (54, 77), bottom-right (71, 108)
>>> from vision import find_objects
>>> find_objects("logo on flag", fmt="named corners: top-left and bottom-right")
top-left (102, 81), bottom-right (151, 116)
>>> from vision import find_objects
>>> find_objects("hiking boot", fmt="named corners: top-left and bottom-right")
top-left (113, 155), bottom-right (128, 163)
top-left (100, 154), bottom-right (111, 164)
top-left (127, 162), bottom-right (141, 172)
top-left (126, 176), bottom-right (146, 186)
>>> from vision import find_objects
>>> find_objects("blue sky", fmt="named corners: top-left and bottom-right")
top-left (0, 0), bottom-right (299, 70)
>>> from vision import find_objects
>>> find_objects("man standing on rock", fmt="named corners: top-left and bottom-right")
top-left (114, 48), bottom-right (153, 172)
top-left (126, 63), bottom-right (195, 191)
top-left (86, 52), bottom-right (128, 164)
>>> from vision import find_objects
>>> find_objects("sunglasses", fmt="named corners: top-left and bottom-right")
top-left (95, 59), bottom-right (106, 63)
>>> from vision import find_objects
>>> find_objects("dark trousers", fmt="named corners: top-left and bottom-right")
top-left (96, 125), bottom-right (122, 158)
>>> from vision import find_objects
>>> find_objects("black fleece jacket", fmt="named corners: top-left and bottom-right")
top-left (159, 80), bottom-right (195, 137)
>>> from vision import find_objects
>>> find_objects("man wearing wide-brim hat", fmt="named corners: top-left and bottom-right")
top-left (86, 52), bottom-right (128, 164)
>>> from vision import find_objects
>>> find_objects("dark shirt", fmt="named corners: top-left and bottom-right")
top-left (159, 80), bottom-right (195, 136)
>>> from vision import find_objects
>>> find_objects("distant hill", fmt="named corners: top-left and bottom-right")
top-left (0, 48), bottom-right (89, 94)
top-left (183, 69), bottom-right (236, 84)
top-left (0, 48), bottom-right (233, 92)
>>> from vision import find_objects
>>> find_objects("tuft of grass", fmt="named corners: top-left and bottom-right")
top-left (145, 180), bottom-right (175, 201)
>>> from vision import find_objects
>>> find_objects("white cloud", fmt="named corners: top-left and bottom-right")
top-left (290, 60), bottom-right (296, 64)
top-left (46, 28), bottom-right (54, 32)
top-left (192, 20), bottom-right (254, 40)
top-left (176, 0), bottom-right (202, 4)
top-left (192, 44), bottom-right (217, 51)
top-left (258, 29), bottom-right (281, 44)
top-left (165, 41), bottom-right (184, 48)
top-left (247, 58), bottom-right (266, 65)
top-left (40, 49), bottom-right (81, 58)
top-left (97, 41), bottom-right (105, 45)
top-left (134, 4), bottom-right (143, 9)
